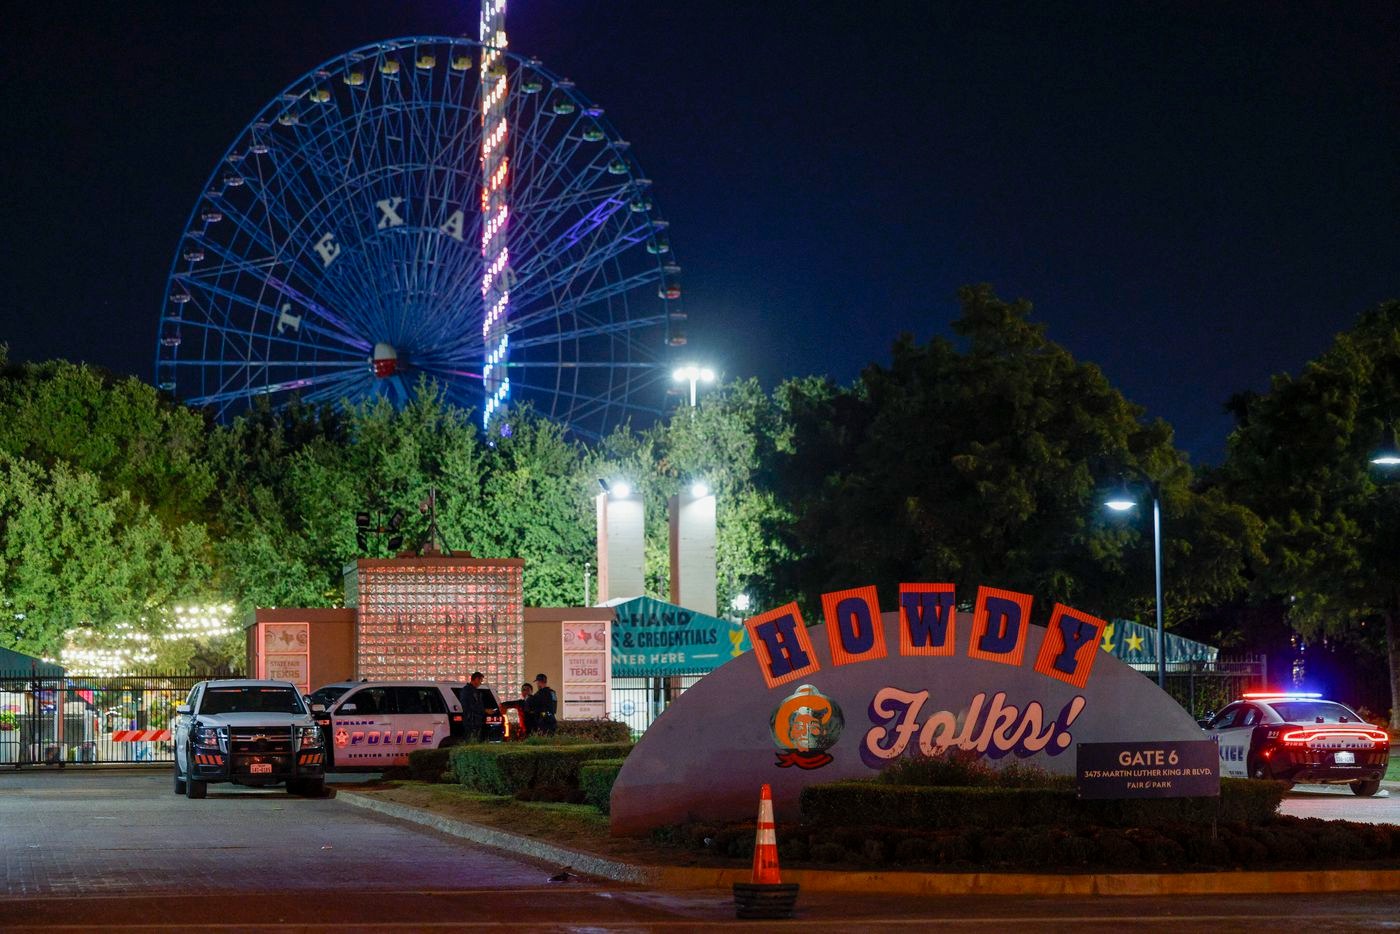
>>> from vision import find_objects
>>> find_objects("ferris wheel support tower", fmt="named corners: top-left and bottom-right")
top-left (480, 0), bottom-right (513, 429)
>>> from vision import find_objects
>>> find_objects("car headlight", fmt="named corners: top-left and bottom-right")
top-left (195, 725), bottom-right (227, 750)
top-left (297, 725), bottom-right (324, 750)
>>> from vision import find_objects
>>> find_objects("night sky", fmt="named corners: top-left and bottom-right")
top-left (3, 2), bottom-right (1395, 464)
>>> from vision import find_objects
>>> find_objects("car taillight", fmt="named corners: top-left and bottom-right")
top-left (1279, 727), bottom-right (1389, 745)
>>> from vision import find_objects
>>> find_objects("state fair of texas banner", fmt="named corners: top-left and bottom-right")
top-left (610, 583), bottom-right (1204, 835)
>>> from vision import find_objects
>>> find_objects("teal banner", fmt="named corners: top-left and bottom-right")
top-left (1101, 618), bottom-right (1217, 666)
top-left (610, 596), bottom-right (752, 676)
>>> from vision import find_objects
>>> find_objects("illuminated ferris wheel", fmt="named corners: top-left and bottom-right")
top-left (154, 33), bottom-right (685, 439)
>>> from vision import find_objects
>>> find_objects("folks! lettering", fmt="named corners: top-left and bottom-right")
top-left (860, 687), bottom-right (1086, 768)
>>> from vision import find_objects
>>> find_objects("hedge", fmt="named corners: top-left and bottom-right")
top-left (799, 777), bottom-right (1285, 829)
top-left (407, 747), bottom-right (453, 783)
top-left (555, 719), bottom-right (632, 744)
top-left (579, 758), bottom-right (626, 814)
top-left (450, 742), bottom-right (632, 796)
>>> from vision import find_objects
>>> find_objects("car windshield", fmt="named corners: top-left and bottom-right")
top-left (1268, 700), bottom-right (1361, 724)
top-left (200, 687), bottom-right (305, 715)
top-left (308, 686), bottom-right (350, 708)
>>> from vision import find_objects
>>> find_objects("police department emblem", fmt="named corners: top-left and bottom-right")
top-left (769, 684), bottom-right (843, 770)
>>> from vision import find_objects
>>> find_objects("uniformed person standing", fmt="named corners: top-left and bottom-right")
top-left (529, 673), bottom-right (558, 735)
top-left (461, 671), bottom-right (486, 741)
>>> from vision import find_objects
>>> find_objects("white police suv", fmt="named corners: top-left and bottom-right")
top-left (311, 680), bottom-right (506, 770)
top-left (1203, 692), bottom-right (1390, 796)
top-left (173, 679), bottom-right (326, 798)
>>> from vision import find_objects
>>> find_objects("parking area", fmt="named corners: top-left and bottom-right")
top-left (0, 768), bottom-right (554, 897)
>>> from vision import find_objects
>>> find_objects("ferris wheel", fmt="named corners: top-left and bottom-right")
top-left (154, 36), bottom-right (685, 439)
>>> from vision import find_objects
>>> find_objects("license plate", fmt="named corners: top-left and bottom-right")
top-left (251, 762), bottom-right (272, 774)
top-left (1334, 751), bottom-right (1355, 765)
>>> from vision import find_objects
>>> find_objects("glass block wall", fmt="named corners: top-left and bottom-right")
top-left (346, 557), bottom-right (525, 691)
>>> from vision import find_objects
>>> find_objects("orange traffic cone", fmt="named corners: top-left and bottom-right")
top-left (751, 783), bottom-right (782, 884)
top-left (733, 784), bottom-right (799, 920)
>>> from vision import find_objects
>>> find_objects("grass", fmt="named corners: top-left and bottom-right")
top-left (1386, 757), bottom-right (1399, 784)
top-left (348, 780), bottom-right (734, 868)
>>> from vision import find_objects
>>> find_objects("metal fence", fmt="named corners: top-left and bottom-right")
top-left (1158, 654), bottom-right (1269, 719)
top-left (0, 672), bottom-right (207, 767)
top-left (610, 671), bottom-right (709, 737)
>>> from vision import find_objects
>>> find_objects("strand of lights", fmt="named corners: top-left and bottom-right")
top-left (483, 291), bottom-right (509, 339)
top-left (481, 204), bottom-right (509, 250)
top-left (480, 0), bottom-right (513, 430)
top-left (481, 248), bottom-right (510, 296)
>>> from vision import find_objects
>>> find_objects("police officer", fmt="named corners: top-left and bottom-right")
top-left (528, 673), bottom-right (557, 735)
top-left (460, 671), bottom-right (486, 741)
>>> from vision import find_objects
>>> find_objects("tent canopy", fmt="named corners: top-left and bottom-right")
top-left (0, 646), bottom-right (65, 678)
top-left (1101, 618), bottom-right (1217, 668)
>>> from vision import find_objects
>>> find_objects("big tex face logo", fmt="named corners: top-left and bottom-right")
top-left (769, 684), bottom-right (844, 770)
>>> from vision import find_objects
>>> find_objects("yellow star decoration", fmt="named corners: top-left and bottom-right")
top-left (1125, 632), bottom-right (1145, 653)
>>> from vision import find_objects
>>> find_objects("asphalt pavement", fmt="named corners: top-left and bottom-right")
top-left (2, 768), bottom-right (1399, 932)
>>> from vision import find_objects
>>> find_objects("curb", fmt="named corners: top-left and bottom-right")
top-left (336, 789), bottom-right (1400, 897)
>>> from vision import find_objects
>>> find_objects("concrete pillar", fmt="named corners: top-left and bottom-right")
top-left (596, 491), bottom-right (645, 602)
top-left (668, 490), bottom-right (717, 616)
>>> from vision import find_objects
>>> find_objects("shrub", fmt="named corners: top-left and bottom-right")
top-left (449, 742), bottom-right (632, 795)
top-left (579, 758), bottom-right (625, 814)
top-left (800, 776), bottom-right (1283, 831)
top-left (406, 747), bottom-right (453, 783)
top-left (556, 719), bottom-right (633, 744)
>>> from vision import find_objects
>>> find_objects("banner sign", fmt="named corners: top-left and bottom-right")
top-left (1076, 740), bottom-right (1220, 799)
top-left (611, 582), bottom-right (1207, 835)
top-left (610, 596), bottom-right (751, 676)
top-left (1100, 618), bottom-right (1218, 666)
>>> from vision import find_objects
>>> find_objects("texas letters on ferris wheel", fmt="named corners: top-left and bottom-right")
top-left (609, 582), bottom-right (1203, 835)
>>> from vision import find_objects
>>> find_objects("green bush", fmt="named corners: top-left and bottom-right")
top-left (556, 719), bottom-right (633, 744)
top-left (799, 776), bottom-right (1284, 830)
top-left (579, 758), bottom-right (625, 814)
top-left (406, 747), bottom-right (453, 783)
top-left (450, 742), bottom-right (632, 795)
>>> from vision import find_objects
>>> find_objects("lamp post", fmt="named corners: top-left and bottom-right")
top-left (672, 364), bottom-right (715, 407)
top-left (1105, 476), bottom-right (1166, 689)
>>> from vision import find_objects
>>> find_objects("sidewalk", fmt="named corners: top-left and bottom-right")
top-left (336, 787), bottom-right (1400, 898)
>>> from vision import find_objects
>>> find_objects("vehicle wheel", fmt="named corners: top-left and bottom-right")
top-left (184, 749), bottom-right (207, 799)
top-left (1350, 779), bottom-right (1381, 797)
top-left (173, 761), bottom-right (186, 795)
top-left (1249, 758), bottom-right (1293, 790)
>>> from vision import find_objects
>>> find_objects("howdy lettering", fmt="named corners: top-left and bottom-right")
top-left (860, 687), bottom-right (1086, 768)
top-left (745, 584), bottom-right (1108, 692)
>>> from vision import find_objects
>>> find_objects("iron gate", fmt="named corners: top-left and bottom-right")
top-left (0, 672), bottom-right (208, 767)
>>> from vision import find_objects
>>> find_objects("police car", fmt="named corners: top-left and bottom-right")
top-left (312, 681), bottom-right (506, 770)
top-left (173, 679), bottom-right (325, 798)
top-left (1203, 692), bottom-right (1390, 796)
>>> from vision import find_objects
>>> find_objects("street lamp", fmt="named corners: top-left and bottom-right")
top-left (1370, 430), bottom-right (1400, 467)
top-left (1104, 476), bottom-right (1167, 689)
top-left (672, 364), bottom-right (715, 407)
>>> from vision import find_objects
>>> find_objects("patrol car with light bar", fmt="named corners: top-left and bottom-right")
top-left (1202, 692), bottom-right (1390, 796)
top-left (310, 681), bottom-right (508, 770)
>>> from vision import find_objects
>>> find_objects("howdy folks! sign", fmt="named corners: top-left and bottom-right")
top-left (609, 584), bottom-right (1204, 835)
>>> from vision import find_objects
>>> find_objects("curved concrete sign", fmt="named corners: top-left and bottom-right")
top-left (611, 584), bottom-right (1204, 835)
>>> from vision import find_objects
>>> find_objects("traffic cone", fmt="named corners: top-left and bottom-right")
top-left (733, 784), bottom-right (799, 920)
top-left (751, 783), bottom-right (782, 884)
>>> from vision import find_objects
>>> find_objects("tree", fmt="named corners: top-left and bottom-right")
top-left (1221, 300), bottom-right (1400, 727)
top-left (0, 453), bottom-right (211, 657)
top-left (768, 285), bottom-right (1262, 626)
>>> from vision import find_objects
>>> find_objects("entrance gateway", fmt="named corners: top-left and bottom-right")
top-left (610, 583), bottom-right (1205, 834)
